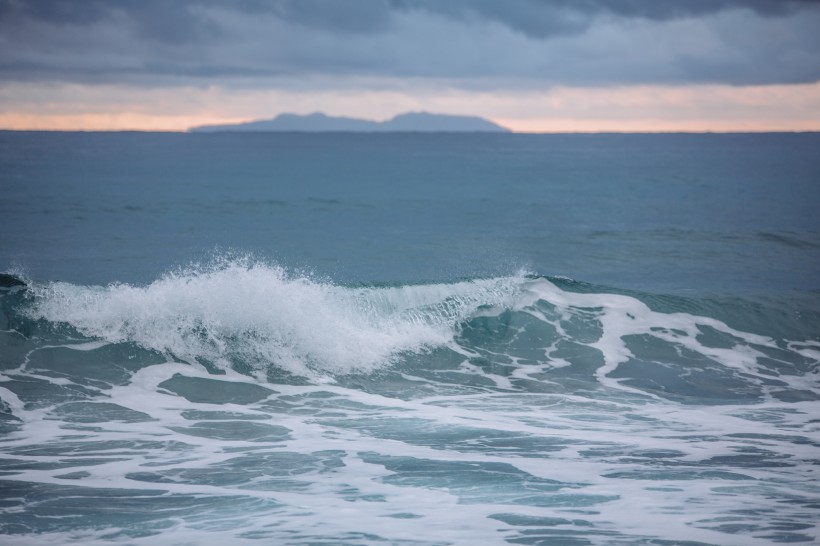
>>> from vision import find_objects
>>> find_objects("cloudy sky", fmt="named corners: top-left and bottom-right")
top-left (1, 0), bottom-right (819, 131)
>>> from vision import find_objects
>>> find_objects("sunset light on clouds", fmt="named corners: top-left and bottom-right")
top-left (1, 0), bottom-right (819, 132)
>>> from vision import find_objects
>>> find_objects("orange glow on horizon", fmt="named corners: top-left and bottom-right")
top-left (498, 118), bottom-right (820, 133)
top-left (0, 82), bottom-right (818, 133)
top-left (2, 115), bottom-right (817, 133)
top-left (0, 113), bottom-right (251, 132)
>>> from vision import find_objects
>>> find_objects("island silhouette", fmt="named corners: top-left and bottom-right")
top-left (190, 112), bottom-right (509, 133)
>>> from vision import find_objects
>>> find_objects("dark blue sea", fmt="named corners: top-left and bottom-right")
top-left (1, 131), bottom-right (819, 545)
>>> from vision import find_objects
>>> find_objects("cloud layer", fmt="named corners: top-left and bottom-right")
top-left (2, 1), bottom-right (819, 131)
top-left (2, 0), bottom-right (819, 88)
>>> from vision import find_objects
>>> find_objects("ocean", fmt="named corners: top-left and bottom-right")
top-left (1, 131), bottom-right (819, 545)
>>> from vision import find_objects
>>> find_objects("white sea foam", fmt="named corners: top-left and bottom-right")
top-left (516, 279), bottom-right (808, 395)
top-left (5, 264), bottom-right (820, 544)
top-left (24, 261), bottom-right (524, 378)
top-left (1, 358), bottom-right (817, 545)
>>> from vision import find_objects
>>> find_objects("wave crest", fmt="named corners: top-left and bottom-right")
top-left (24, 260), bottom-right (525, 377)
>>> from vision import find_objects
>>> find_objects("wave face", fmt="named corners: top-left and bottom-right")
top-left (22, 260), bottom-right (523, 379)
top-left (2, 261), bottom-right (819, 545)
top-left (17, 260), bottom-right (818, 402)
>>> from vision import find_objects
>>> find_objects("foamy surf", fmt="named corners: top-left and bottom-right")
top-left (14, 260), bottom-right (819, 403)
top-left (21, 261), bottom-right (525, 379)
top-left (2, 260), bottom-right (819, 545)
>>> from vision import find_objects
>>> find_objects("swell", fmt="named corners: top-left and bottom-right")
top-left (3, 260), bottom-right (819, 401)
top-left (16, 261), bottom-right (525, 379)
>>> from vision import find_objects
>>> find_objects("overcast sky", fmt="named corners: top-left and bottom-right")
top-left (1, 0), bottom-right (819, 131)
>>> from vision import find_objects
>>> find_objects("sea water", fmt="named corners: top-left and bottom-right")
top-left (1, 132), bottom-right (819, 545)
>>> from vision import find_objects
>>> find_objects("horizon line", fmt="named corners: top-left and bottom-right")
top-left (2, 128), bottom-right (819, 135)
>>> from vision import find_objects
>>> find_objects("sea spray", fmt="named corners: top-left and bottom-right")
top-left (23, 260), bottom-right (526, 379)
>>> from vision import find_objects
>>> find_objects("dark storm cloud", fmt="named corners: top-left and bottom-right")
top-left (2, 0), bottom-right (811, 35)
top-left (1, 0), bottom-right (819, 87)
top-left (0, 0), bottom-right (221, 43)
top-left (391, 0), bottom-right (815, 38)
top-left (0, 0), bottom-right (389, 38)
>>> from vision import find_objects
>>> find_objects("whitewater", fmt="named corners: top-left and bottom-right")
top-left (2, 261), bottom-right (818, 545)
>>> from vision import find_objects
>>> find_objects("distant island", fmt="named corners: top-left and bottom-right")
top-left (189, 112), bottom-right (510, 133)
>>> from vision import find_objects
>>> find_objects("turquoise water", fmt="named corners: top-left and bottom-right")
top-left (3, 132), bottom-right (819, 291)
top-left (1, 132), bottom-right (819, 545)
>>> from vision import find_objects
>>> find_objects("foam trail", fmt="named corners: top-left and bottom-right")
top-left (520, 279), bottom-right (781, 387)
